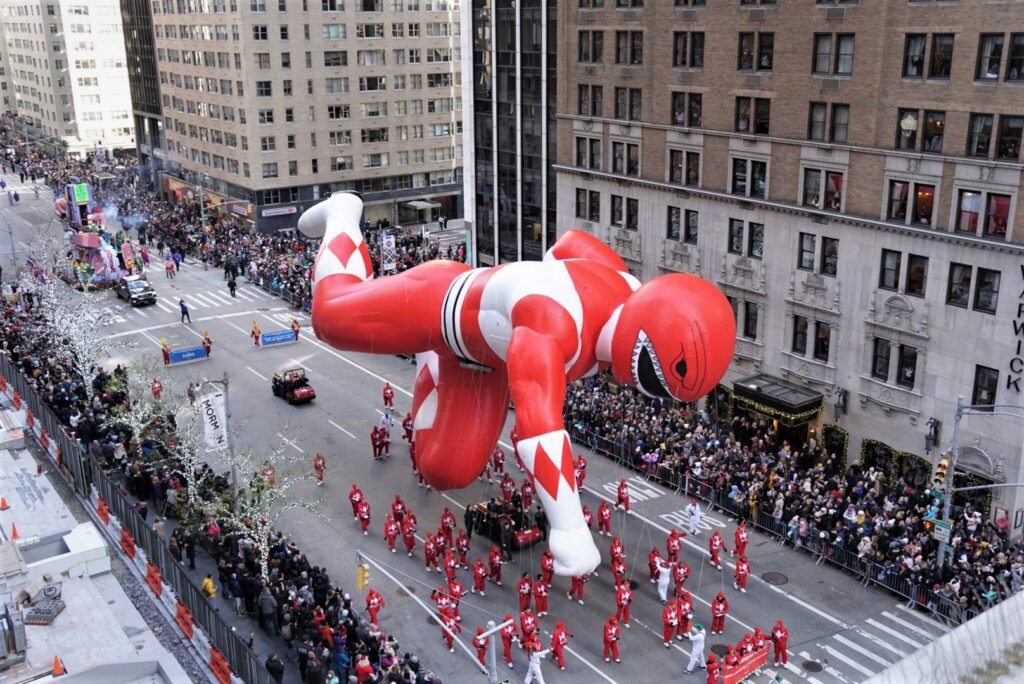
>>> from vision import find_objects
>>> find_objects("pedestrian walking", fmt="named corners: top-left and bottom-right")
top-left (709, 530), bottom-right (724, 570)
top-left (733, 520), bottom-right (749, 557)
top-left (684, 499), bottom-right (702, 535)
top-left (602, 616), bottom-right (621, 663)
top-left (201, 573), bottom-right (217, 601)
top-left (265, 654), bottom-right (285, 684)
top-left (771, 620), bottom-right (789, 666)
top-left (710, 592), bottom-right (729, 634)
top-left (614, 478), bottom-right (630, 512)
top-left (313, 452), bottom-right (326, 485)
top-left (472, 626), bottom-right (488, 667)
top-left (523, 643), bottom-right (550, 684)
top-left (165, 257), bottom-right (175, 278)
top-left (550, 621), bottom-right (571, 671)
top-left (382, 381), bottom-right (394, 408)
top-left (228, 276), bottom-right (237, 298)
top-left (182, 531), bottom-right (196, 569)
top-left (734, 556), bottom-right (751, 593)
top-left (365, 587), bottom-right (385, 624)
top-left (684, 624), bottom-right (707, 674)
top-left (597, 500), bottom-right (612, 535)
top-left (179, 299), bottom-right (190, 323)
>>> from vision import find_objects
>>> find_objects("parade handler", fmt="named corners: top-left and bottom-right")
top-left (299, 192), bottom-right (736, 575)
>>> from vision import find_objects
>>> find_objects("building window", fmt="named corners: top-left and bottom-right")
top-left (743, 302), bottom-right (759, 341)
top-left (968, 114), bottom-right (994, 157)
top-left (256, 81), bottom-right (273, 97)
top-left (615, 31), bottom-right (643, 65)
top-left (673, 32), bottom-right (705, 68)
top-left (575, 189), bottom-right (600, 222)
top-left (923, 111), bottom-right (945, 153)
top-left (1009, 34), bottom-right (1024, 81)
top-left (262, 162), bottom-right (278, 178)
top-left (578, 30), bottom-right (603, 63)
top-left (738, 32), bottom-right (773, 71)
top-left (888, 180), bottom-right (909, 221)
top-left (906, 254), bottom-right (928, 297)
top-left (802, 168), bottom-right (844, 211)
top-left (611, 195), bottom-right (624, 226)
top-left (667, 206), bottom-right (682, 240)
top-left (974, 268), bottom-right (1000, 314)
top-left (669, 149), bottom-right (700, 186)
top-left (808, 102), bottom-right (827, 141)
top-left (731, 158), bottom-right (767, 199)
top-left (798, 233), bottom-right (815, 270)
top-left (973, 365), bottom-right (998, 409)
top-left (792, 316), bottom-right (808, 355)
top-left (831, 104), bottom-right (849, 143)
top-left (813, 322), bottom-right (831, 362)
top-left (977, 34), bottom-right (1004, 80)
top-left (748, 222), bottom-right (764, 259)
top-left (911, 184), bottom-right (934, 225)
top-left (671, 92), bottom-right (702, 127)
top-left (904, 34), bottom-right (926, 77)
top-left (813, 33), bottom-right (854, 75)
top-left (684, 210), bottom-right (698, 245)
top-left (896, 345), bottom-right (917, 389)
top-left (946, 263), bottom-right (972, 308)
top-left (896, 108), bottom-right (918, 150)
top-left (575, 136), bottom-right (601, 170)
top-left (871, 338), bottom-right (891, 381)
top-left (735, 97), bottom-right (770, 135)
top-left (626, 198), bottom-right (639, 231)
top-left (879, 249), bottom-right (901, 291)
top-left (929, 34), bottom-right (954, 78)
top-left (577, 84), bottom-right (604, 117)
top-left (611, 141), bottom-right (640, 176)
top-left (614, 88), bottom-right (642, 121)
top-left (821, 237), bottom-right (839, 277)
top-left (254, 25), bottom-right (269, 40)
top-left (997, 116), bottom-right (1023, 161)
top-left (728, 219), bottom-right (744, 255)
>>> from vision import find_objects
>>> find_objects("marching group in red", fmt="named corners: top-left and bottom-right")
top-left (336, 383), bottom-right (792, 682)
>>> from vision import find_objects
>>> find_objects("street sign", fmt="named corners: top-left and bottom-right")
top-left (933, 519), bottom-right (952, 544)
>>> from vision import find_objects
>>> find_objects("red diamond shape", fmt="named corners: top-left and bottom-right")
top-left (557, 438), bottom-right (576, 494)
top-left (533, 443), bottom-right (562, 501)
top-left (329, 233), bottom-right (359, 268)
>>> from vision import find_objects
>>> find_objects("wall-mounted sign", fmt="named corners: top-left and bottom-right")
top-left (261, 206), bottom-right (298, 218)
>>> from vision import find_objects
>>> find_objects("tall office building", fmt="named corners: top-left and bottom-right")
top-left (557, 1), bottom-right (1024, 520)
top-left (128, 0), bottom-right (464, 232)
top-left (0, 0), bottom-right (135, 156)
top-left (461, 0), bottom-right (557, 265)
top-left (121, 0), bottom-right (166, 186)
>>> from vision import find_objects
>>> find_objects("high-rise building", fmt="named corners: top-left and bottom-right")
top-left (0, 0), bottom-right (135, 157)
top-left (556, 1), bottom-right (1024, 519)
top-left (127, 0), bottom-right (464, 232)
top-left (120, 0), bottom-right (166, 187)
top-left (462, 0), bottom-right (557, 265)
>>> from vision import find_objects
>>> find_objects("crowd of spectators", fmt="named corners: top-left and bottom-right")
top-left (564, 375), bottom-right (1024, 621)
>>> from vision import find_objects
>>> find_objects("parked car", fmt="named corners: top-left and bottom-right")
top-left (114, 275), bottom-right (156, 306)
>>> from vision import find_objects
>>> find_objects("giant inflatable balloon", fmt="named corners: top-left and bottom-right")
top-left (299, 192), bottom-right (736, 575)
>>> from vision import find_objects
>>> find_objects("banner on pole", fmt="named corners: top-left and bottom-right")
top-left (200, 390), bottom-right (229, 452)
top-left (381, 233), bottom-right (398, 273)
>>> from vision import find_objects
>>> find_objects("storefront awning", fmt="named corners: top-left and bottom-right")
top-left (405, 200), bottom-right (441, 210)
top-left (732, 373), bottom-right (823, 426)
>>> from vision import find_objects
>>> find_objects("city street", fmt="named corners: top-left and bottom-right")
top-left (3, 196), bottom-right (947, 683)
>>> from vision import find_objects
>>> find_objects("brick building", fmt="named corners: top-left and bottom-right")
top-left (555, 0), bottom-right (1024, 523)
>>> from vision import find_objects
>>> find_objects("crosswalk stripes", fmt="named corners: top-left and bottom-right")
top-left (104, 282), bottom-right (293, 322)
top-left (879, 610), bottom-right (938, 641)
top-left (818, 643), bottom-right (876, 679)
top-left (865, 617), bottom-right (925, 649)
top-left (831, 634), bottom-right (894, 668)
top-left (799, 650), bottom-right (856, 683)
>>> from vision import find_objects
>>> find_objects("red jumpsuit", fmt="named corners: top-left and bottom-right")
top-left (472, 630), bottom-right (488, 667)
top-left (348, 485), bottom-right (364, 519)
top-left (706, 656), bottom-right (721, 684)
top-left (615, 481), bottom-right (630, 512)
top-left (734, 525), bottom-right (749, 557)
top-left (440, 508), bottom-right (456, 546)
top-left (673, 562), bottom-right (691, 599)
top-left (662, 601), bottom-right (679, 647)
top-left (582, 505), bottom-right (593, 529)
top-left (611, 557), bottom-right (626, 588)
top-left (472, 559), bottom-right (488, 595)
top-left (440, 613), bottom-right (460, 651)
top-left (491, 447), bottom-right (505, 476)
top-left (533, 579), bottom-right (549, 616)
top-left (521, 480), bottom-right (534, 509)
top-left (501, 621), bottom-right (520, 667)
top-left (402, 518), bottom-right (417, 556)
top-left (391, 497), bottom-right (406, 524)
top-left (709, 532), bottom-right (723, 569)
top-left (772, 623), bottom-right (789, 666)
top-left (365, 589), bottom-right (385, 624)
top-left (666, 530), bottom-right (683, 563)
top-left (615, 584), bottom-right (633, 626)
top-left (648, 548), bottom-right (663, 582)
top-left (517, 575), bottom-right (533, 611)
top-left (424, 535), bottom-right (440, 572)
top-left (551, 624), bottom-right (571, 670)
top-left (488, 548), bottom-right (504, 585)
top-left (734, 558), bottom-right (750, 592)
top-left (499, 474), bottom-right (516, 502)
top-left (455, 530), bottom-right (470, 568)
top-left (384, 518), bottom-right (399, 552)
top-left (711, 596), bottom-right (729, 634)
top-left (568, 574), bottom-right (586, 604)
top-left (402, 412), bottom-right (414, 442)
top-left (676, 594), bottom-right (694, 638)
top-left (603, 619), bottom-right (621, 662)
top-left (519, 609), bottom-right (538, 642)
top-left (379, 427), bottom-right (390, 456)
top-left (447, 579), bottom-right (464, 621)
top-left (382, 382), bottom-right (394, 408)
top-left (540, 551), bottom-right (555, 587)
top-left (370, 426), bottom-right (382, 460)
top-left (357, 500), bottom-right (371, 534)
top-left (313, 453), bottom-right (326, 484)
top-left (443, 550), bottom-right (458, 583)
top-left (597, 502), bottom-right (612, 535)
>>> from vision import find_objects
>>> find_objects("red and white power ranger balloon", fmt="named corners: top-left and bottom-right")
top-left (299, 192), bottom-right (736, 575)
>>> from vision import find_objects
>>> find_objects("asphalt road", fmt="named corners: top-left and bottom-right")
top-left (3, 189), bottom-right (951, 684)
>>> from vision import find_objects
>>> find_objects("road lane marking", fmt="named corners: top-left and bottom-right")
top-left (276, 433), bottom-right (305, 453)
top-left (818, 643), bottom-right (875, 678)
top-left (799, 651), bottom-right (853, 683)
top-left (189, 293), bottom-right (219, 307)
top-left (832, 634), bottom-right (892, 668)
top-left (234, 289), bottom-right (257, 301)
top-left (849, 625), bottom-right (907, 659)
top-left (328, 420), bottom-right (357, 439)
top-left (880, 610), bottom-right (939, 641)
top-left (865, 618), bottom-right (924, 649)
top-left (155, 301), bottom-right (174, 313)
top-left (246, 366), bottom-right (268, 381)
top-left (441, 493), bottom-right (465, 510)
top-left (894, 603), bottom-right (949, 632)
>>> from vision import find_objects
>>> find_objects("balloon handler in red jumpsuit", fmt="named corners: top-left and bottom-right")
top-left (299, 192), bottom-right (736, 575)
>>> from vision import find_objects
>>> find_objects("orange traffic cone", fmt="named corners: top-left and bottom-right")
top-left (0, 498), bottom-right (8, 510)
top-left (51, 656), bottom-right (65, 676)
top-left (10, 523), bottom-right (19, 540)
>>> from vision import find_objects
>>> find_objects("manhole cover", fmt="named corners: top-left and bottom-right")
top-left (396, 588), bottom-right (409, 597)
top-left (628, 580), bottom-right (639, 590)
top-left (802, 660), bottom-right (823, 672)
top-left (710, 644), bottom-right (728, 657)
top-left (426, 616), bottom-right (435, 625)
top-left (405, 584), bottom-right (416, 594)
top-left (762, 571), bottom-right (788, 586)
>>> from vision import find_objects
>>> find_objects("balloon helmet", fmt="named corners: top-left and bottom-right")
top-left (610, 273), bottom-right (736, 402)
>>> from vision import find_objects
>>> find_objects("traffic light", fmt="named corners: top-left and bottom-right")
top-left (933, 458), bottom-right (950, 486)
top-left (356, 564), bottom-right (370, 590)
